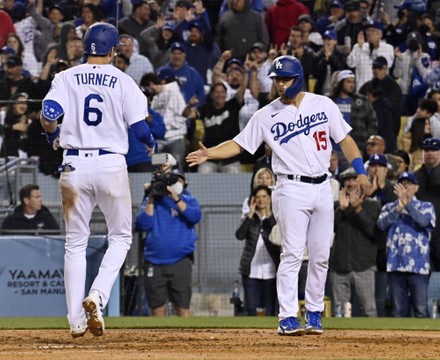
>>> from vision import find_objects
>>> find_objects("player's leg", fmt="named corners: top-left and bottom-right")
top-left (272, 180), bottom-right (309, 318)
top-left (60, 159), bottom-right (96, 330)
top-left (303, 182), bottom-right (333, 334)
top-left (91, 154), bottom-right (132, 306)
top-left (305, 182), bottom-right (334, 313)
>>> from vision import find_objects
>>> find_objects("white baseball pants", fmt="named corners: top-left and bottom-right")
top-left (272, 177), bottom-right (334, 319)
top-left (59, 150), bottom-right (132, 326)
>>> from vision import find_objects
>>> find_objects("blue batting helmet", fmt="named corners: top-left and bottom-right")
top-left (268, 56), bottom-right (304, 98)
top-left (83, 23), bottom-right (120, 56)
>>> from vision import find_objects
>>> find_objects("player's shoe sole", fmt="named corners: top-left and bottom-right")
top-left (278, 317), bottom-right (306, 336)
top-left (305, 326), bottom-right (323, 335)
top-left (70, 322), bottom-right (87, 338)
top-left (278, 327), bottom-right (306, 336)
top-left (83, 295), bottom-right (105, 337)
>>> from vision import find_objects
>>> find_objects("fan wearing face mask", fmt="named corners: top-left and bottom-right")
top-left (135, 167), bottom-right (202, 317)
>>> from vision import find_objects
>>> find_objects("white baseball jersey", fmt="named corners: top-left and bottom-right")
top-left (43, 63), bottom-right (148, 154)
top-left (14, 17), bottom-right (42, 77)
top-left (234, 93), bottom-right (352, 176)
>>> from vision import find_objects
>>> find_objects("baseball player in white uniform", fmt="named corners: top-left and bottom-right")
top-left (40, 23), bottom-right (155, 338)
top-left (187, 55), bottom-right (372, 335)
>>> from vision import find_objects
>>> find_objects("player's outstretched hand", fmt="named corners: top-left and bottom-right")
top-left (357, 174), bottom-right (372, 199)
top-left (186, 142), bottom-right (209, 167)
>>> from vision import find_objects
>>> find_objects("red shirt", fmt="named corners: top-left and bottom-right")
top-left (265, 0), bottom-right (309, 47)
top-left (0, 10), bottom-right (16, 48)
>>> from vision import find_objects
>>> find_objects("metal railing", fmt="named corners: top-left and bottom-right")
top-left (0, 157), bottom-right (38, 206)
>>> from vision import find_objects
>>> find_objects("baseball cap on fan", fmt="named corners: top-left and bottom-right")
top-left (397, 172), bottom-right (418, 184)
top-left (421, 137), bottom-right (440, 150)
top-left (162, 22), bottom-right (175, 32)
top-left (250, 42), bottom-right (267, 52)
top-left (336, 69), bottom-right (355, 83)
top-left (0, 46), bottom-right (16, 55)
top-left (156, 67), bottom-right (175, 82)
top-left (6, 55), bottom-right (23, 67)
top-left (323, 30), bottom-right (337, 40)
top-left (344, 0), bottom-right (360, 11)
top-left (170, 42), bottom-right (186, 53)
top-left (175, 0), bottom-right (192, 9)
top-left (372, 56), bottom-right (388, 69)
top-left (298, 14), bottom-right (314, 24)
top-left (188, 20), bottom-right (204, 34)
top-left (339, 167), bottom-right (357, 181)
top-left (364, 21), bottom-right (385, 33)
top-left (226, 58), bottom-right (243, 68)
top-left (329, 0), bottom-right (344, 8)
top-left (394, 0), bottom-right (412, 10)
top-left (368, 153), bottom-right (387, 167)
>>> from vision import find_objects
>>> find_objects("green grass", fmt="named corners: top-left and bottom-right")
top-left (0, 316), bottom-right (439, 331)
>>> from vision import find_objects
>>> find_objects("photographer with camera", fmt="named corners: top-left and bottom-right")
top-left (135, 154), bottom-right (202, 316)
top-left (393, 31), bottom-right (431, 116)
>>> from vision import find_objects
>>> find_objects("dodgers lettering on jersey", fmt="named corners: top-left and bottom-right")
top-left (234, 93), bottom-right (352, 176)
top-left (271, 112), bottom-right (329, 144)
top-left (74, 73), bottom-right (118, 88)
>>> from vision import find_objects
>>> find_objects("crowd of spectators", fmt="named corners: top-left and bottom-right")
top-left (1, 0), bottom-right (440, 317)
top-left (0, 0), bottom-right (438, 173)
top-left (0, 0), bottom-right (438, 169)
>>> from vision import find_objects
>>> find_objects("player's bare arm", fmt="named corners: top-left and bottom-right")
top-left (339, 135), bottom-right (372, 197)
top-left (186, 140), bottom-right (242, 167)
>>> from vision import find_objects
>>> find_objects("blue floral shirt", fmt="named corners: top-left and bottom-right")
top-left (377, 197), bottom-right (436, 275)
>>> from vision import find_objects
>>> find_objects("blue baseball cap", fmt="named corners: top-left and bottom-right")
top-left (156, 67), bottom-right (175, 82)
top-left (323, 30), bottom-right (337, 40)
top-left (226, 58), bottom-right (243, 68)
top-left (0, 46), bottom-right (16, 55)
top-left (421, 137), bottom-right (440, 150)
top-left (170, 42), bottom-right (186, 53)
top-left (398, 172), bottom-right (418, 184)
top-left (369, 153), bottom-right (387, 167)
top-left (394, 0), bottom-right (412, 10)
top-left (329, 0), bottom-right (343, 8)
top-left (162, 22), bottom-right (175, 32)
top-left (364, 21), bottom-right (385, 32)
top-left (188, 20), bottom-right (204, 33)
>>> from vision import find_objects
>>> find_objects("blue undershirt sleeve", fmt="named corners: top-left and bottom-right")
top-left (131, 120), bottom-right (156, 148)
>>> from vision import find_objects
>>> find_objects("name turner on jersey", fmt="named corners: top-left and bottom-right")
top-left (74, 72), bottom-right (118, 88)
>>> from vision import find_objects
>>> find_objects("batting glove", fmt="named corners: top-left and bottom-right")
top-left (45, 126), bottom-right (61, 150)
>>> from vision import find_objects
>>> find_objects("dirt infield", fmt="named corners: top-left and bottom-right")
top-left (0, 329), bottom-right (439, 359)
